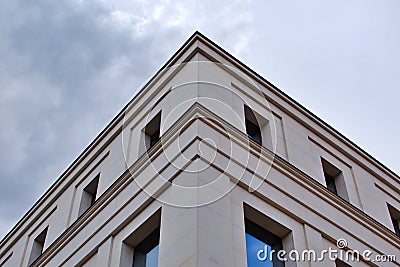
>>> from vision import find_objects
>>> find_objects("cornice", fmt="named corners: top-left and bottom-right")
top-left (193, 104), bottom-right (400, 248)
top-left (30, 103), bottom-right (399, 266)
top-left (192, 32), bottom-right (399, 183)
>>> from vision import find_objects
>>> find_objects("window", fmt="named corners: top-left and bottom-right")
top-left (392, 218), bottom-right (400, 237)
top-left (144, 112), bottom-right (161, 150)
top-left (245, 220), bottom-right (284, 267)
top-left (133, 229), bottom-right (159, 267)
top-left (244, 204), bottom-right (291, 267)
top-left (335, 259), bottom-right (351, 266)
top-left (321, 158), bottom-right (349, 201)
top-left (28, 227), bottom-right (48, 266)
top-left (244, 106), bottom-right (262, 145)
top-left (325, 173), bottom-right (338, 195)
top-left (388, 204), bottom-right (400, 237)
top-left (120, 209), bottom-right (161, 267)
top-left (78, 174), bottom-right (100, 217)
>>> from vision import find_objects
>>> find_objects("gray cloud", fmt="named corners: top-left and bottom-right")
top-left (0, 0), bottom-right (253, 238)
top-left (0, 0), bottom-right (179, 237)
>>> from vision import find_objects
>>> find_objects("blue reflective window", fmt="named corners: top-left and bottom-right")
top-left (133, 229), bottom-right (159, 267)
top-left (245, 220), bottom-right (284, 267)
top-left (246, 233), bottom-right (273, 267)
top-left (144, 244), bottom-right (159, 267)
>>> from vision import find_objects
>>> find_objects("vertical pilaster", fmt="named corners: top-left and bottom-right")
top-left (95, 237), bottom-right (113, 267)
top-left (303, 224), bottom-right (335, 267)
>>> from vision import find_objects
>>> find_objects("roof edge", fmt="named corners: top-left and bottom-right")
top-left (1, 30), bottom-right (398, 249)
top-left (192, 31), bottom-right (399, 181)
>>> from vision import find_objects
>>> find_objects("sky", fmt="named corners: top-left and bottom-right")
top-left (0, 0), bottom-right (399, 239)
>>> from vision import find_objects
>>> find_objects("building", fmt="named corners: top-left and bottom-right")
top-left (0, 32), bottom-right (399, 267)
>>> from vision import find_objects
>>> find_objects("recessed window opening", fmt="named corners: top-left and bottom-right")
top-left (245, 219), bottom-right (284, 267)
top-left (133, 229), bottom-right (159, 267)
top-left (145, 112), bottom-right (161, 150)
top-left (388, 204), bottom-right (400, 237)
top-left (244, 106), bottom-right (262, 145)
top-left (325, 173), bottom-right (338, 195)
top-left (244, 204), bottom-right (291, 267)
top-left (321, 158), bottom-right (349, 201)
top-left (78, 174), bottom-right (100, 217)
top-left (120, 209), bottom-right (161, 267)
top-left (28, 227), bottom-right (48, 266)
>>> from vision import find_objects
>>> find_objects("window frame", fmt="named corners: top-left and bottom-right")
top-left (388, 204), bottom-right (400, 237)
top-left (28, 226), bottom-right (48, 266)
top-left (144, 112), bottom-right (162, 151)
top-left (321, 158), bottom-right (349, 201)
top-left (78, 173), bottom-right (100, 217)
top-left (244, 203), bottom-right (293, 267)
top-left (244, 105), bottom-right (263, 146)
top-left (119, 209), bottom-right (161, 267)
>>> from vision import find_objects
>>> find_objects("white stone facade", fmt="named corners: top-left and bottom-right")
top-left (0, 32), bottom-right (399, 267)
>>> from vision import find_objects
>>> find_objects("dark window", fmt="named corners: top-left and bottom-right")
top-left (246, 120), bottom-right (262, 145)
top-left (149, 129), bottom-right (160, 148)
top-left (133, 229), bottom-right (160, 267)
top-left (388, 204), bottom-right (400, 237)
top-left (78, 174), bottom-right (100, 217)
top-left (28, 227), bottom-right (48, 266)
top-left (325, 173), bottom-right (338, 195)
top-left (120, 209), bottom-right (161, 267)
top-left (145, 112), bottom-right (161, 150)
top-left (244, 106), bottom-right (262, 145)
top-left (245, 219), bottom-right (284, 267)
top-left (392, 218), bottom-right (400, 236)
top-left (321, 158), bottom-right (348, 200)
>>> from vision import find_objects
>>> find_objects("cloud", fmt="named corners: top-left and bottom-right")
top-left (0, 0), bottom-right (254, 239)
top-left (0, 0), bottom-right (177, 238)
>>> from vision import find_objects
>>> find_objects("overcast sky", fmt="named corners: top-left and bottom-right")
top-left (0, 0), bottom-right (399, 239)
